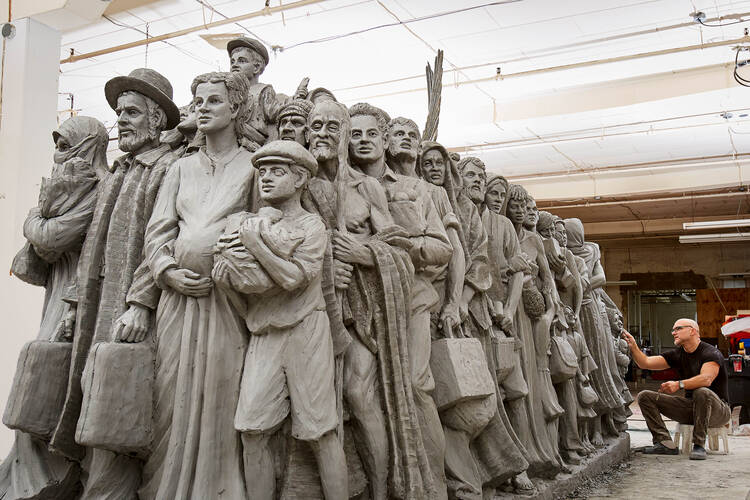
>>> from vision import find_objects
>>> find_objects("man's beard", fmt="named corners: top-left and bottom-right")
top-left (119, 127), bottom-right (157, 153)
top-left (465, 185), bottom-right (484, 203)
top-left (311, 143), bottom-right (336, 162)
top-left (386, 144), bottom-right (417, 165)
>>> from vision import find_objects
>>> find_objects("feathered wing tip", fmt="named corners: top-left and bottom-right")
top-left (423, 49), bottom-right (444, 142)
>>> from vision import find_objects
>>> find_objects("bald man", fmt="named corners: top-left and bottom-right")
top-left (622, 319), bottom-right (729, 460)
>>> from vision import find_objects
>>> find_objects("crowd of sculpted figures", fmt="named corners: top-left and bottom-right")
top-left (2, 37), bottom-right (632, 500)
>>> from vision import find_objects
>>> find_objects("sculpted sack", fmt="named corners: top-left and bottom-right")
top-left (549, 334), bottom-right (578, 384)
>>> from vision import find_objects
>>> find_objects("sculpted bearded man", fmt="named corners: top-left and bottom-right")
top-left (52, 68), bottom-right (179, 498)
top-left (348, 103), bottom-right (452, 500)
top-left (301, 100), bottom-right (434, 499)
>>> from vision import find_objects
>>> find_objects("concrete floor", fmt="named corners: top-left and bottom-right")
top-left (572, 385), bottom-right (750, 500)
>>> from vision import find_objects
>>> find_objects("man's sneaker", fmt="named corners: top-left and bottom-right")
top-left (643, 443), bottom-right (679, 455)
top-left (689, 444), bottom-right (707, 460)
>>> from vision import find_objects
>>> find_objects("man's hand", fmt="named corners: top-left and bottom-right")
top-left (492, 311), bottom-right (514, 333)
top-left (332, 231), bottom-right (372, 266)
top-left (334, 260), bottom-right (353, 290)
top-left (659, 381), bottom-right (680, 394)
top-left (163, 268), bottom-right (213, 297)
top-left (547, 252), bottom-right (565, 274)
top-left (621, 330), bottom-right (638, 351)
top-left (113, 304), bottom-right (151, 343)
top-left (439, 301), bottom-right (460, 338)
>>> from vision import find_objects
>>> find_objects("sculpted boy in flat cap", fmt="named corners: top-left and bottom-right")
top-left (234, 140), bottom-right (348, 500)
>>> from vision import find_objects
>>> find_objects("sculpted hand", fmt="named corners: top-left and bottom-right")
top-left (659, 381), bottom-right (680, 394)
top-left (164, 268), bottom-right (213, 297)
top-left (332, 231), bottom-right (373, 266)
top-left (548, 254), bottom-right (565, 274)
top-left (493, 312), bottom-right (514, 333)
top-left (439, 301), bottom-right (460, 338)
top-left (334, 260), bottom-right (354, 290)
top-left (53, 305), bottom-right (76, 341)
top-left (113, 304), bottom-right (151, 343)
top-left (459, 298), bottom-right (470, 323)
top-left (239, 218), bottom-right (268, 254)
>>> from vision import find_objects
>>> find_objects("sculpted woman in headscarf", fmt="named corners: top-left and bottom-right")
top-left (418, 148), bottom-right (529, 498)
top-left (564, 218), bottom-right (624, 447)
top-left (2, 116), bottom-right (107, 498)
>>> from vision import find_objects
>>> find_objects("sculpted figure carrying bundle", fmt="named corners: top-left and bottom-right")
top-left (1, 45), bottom-right (640, 500)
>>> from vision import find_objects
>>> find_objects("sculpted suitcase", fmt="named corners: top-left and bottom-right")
top-left (430, 338), bottom-right (495, 411)
top-left (75, 341), bottom-right (154, 459)
top-left (3, 340), bottom-right (72, 441)
top-left (492, 335), bottom-right (516, 382)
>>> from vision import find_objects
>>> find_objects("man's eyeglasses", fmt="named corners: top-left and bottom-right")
top-left (671, 325), bottom-right (693, 333)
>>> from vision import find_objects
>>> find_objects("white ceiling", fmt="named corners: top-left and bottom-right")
top-left (53, 0), bottom-right (750, 193)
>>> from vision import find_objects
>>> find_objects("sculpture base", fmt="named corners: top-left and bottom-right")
top-left (494, 432), bottom-right (631, 499)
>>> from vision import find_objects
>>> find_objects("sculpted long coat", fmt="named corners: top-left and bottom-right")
top-left (51, 144), bottom-right (175, 460)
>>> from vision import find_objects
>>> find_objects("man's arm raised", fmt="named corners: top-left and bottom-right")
top-left (622, 330), bottom-right (670, 371)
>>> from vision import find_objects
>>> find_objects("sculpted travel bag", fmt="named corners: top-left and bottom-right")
top-left (3, 340), bottom-right (72, 441)
top-left (549, 334), bottom-right (578, 384)
top-left (75, 341), bottom-right (154, 459)
top-left (430, 337), bottom-right (495, 411)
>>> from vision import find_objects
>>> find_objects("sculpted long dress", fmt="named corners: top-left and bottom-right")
top-left (0, 117), bottom-right (103, 499)
top-left (564, 220), bottom-right (622, 416)
top-left (138, 147), bottom-right (255, 500)
top-left (513, 227), bottom-right (564, 475)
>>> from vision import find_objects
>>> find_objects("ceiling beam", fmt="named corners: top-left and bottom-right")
top-left (59, 0), bottom-right (327, 64)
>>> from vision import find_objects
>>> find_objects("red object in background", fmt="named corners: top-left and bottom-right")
top-left (722, 314), bottom-right (750, 354)
top-left (734, 358), bottom-right (744, 372)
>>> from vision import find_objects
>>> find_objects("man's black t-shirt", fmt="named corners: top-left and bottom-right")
top-left (662, 341), bottom-right (728, 402)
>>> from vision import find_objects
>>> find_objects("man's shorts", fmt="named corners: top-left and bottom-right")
top-left (234, 310), bottom-right (337, 441)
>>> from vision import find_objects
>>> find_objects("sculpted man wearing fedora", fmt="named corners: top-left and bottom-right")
top-left (51, 68), bottom-right (179, 498)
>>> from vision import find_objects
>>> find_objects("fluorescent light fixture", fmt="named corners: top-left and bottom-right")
top-left (717, 272), bottom-right (750, 277)
top-left (605, 280), bottom-right (638, 286)
top-left (679, 232), bottom-right (750, 243)
top-left (683, 219), bottom-right (750, 230)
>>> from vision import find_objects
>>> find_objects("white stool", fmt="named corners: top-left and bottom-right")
top-left (673, 423), bottom-right (730, 455)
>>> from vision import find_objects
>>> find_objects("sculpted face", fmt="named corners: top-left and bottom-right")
top-left (506, 198), bottom-right (527, 225)
top-left (554, 221), bottom-right (568, 247)
top-left (349, 114), bottom-right (385, 165)
top-left (194, 82), bottom-right (235, 135)
top-left (462, 162), bottom-right (486, 203)
top-left (524, 198), bottom-right (539, 229)
top-left (387, 122), bottom-right (419, 162)
top-left (484, 183), bottom-right (506, 214)
top-left (308, 102), bottom-right (344, 162)
top-left (55, 135), bottom-right (71, 154)
top-left (258, 161), bottom-right (297, 203)
top-left (230, 47), bottom-right (261, 81)
top-left (115, 92), bottom-right (153, 153)
top-left (278, 114), bottom-right (307, 145)
top-left (538, 225), bottom-right (555, 239)
top-left (420, 149), bottom-right (446, 186)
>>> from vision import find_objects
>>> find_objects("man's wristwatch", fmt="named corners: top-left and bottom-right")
top-left (678, 380), bottom-right (685, 390)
